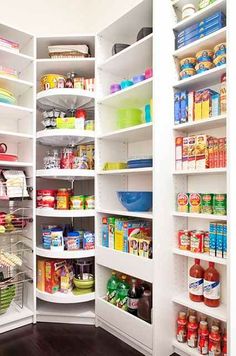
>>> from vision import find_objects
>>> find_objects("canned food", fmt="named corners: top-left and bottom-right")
top-left (201, 193), bottom-right (213, 214)
top-left (195, 61), bottom-right (214, 74)
top-left (85, 195), bottom-right (95, 209)
top-left (180, 57), bottom-right (197, 70)
top-left (179, 68), bottom-right (196, 80)
top-left (196, 49), bottom-right (214, 63)
top-left (39, 190), bottom-right (57, 209)
top-left (213, 194), bottom-right (227, 215)
top-left (56, 189), bottom-right (70, 210)
top-left (213, 54), bottom-right (226, 67)
top-left (70, 195), bottom-right (85, 210)
top-left (177, 193), bottom-right (189, 213)
top-left (178, 230), bottom-right (190, 250)
top-left (189, 193), bottom-right (201, 213)
top-left (190, 230), bottom-right (204, 253)
top-left (214, 43), bottom-right (226, 58)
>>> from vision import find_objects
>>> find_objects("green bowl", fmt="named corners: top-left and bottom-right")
top-left (73, 277), bottom-right (95, 290)
top-left (117, 108), bottom-right (143, 129)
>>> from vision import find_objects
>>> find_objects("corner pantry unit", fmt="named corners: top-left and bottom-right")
top-left (0, 0), bottom-right (235, 355)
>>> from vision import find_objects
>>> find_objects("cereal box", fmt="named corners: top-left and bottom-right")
top-left (102, 217), bottom-right (109, 247)
top-left (202, 89), bottom-right (218, 119)
top-left (45, 260), bottom-right (60, 294)
top-left (174, 92), bottom-right (181, 125)
top-left (129, 237), bottom-right (139, 255)
top-left (139, 238), bottom-right (152, 258)
top-left (212, 93), bottom-right (220, 117)
top-left (188, 136), bottom-right (196, 170)
top-left (219, 137), bottom-right (226, 168)
top-left (180, 91), bottom-right (188, 124)
top-left (195, 91), bottom-right (202, 121)
top-left (208, 138), bottom-right (215, 168)
top-left (37, 259), bottom-right (45, 291)
top-left (182, 137), bottom-right (188, 170)
top-left (213, 138), bottom-right (219, 168)
top-left (195, 134), bottom-right (210, 170)
top-left (108, 217), bottom-right (115, 250)
top-left (209, 222), bottom-right (217, 257)
top-left (188, 91), bottom-right (195, 122)
top-left (175, 137), bottom-right (183, 171)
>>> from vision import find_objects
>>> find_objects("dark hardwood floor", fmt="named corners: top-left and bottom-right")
top-left (0, 323), bottom-right (143, 356)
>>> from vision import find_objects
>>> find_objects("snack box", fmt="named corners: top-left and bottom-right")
top-left (174, 92), bottom-right (181, 125)
top-left (182, 137), bottom-right (188, 170)
top-left (194, 91), bottom-right (202, 121)
top-left (175, 136), bottom-right (183, 171)
top-left (45, 260), bottom-right (61, 294)
top-left (176, 11), bottom-right (226, 38)
top-left (139, 237), bottom-right (152, 258)
top-left (102, 217), bottom-right (109, 247)
top-left (86, 144), bottom-right (95, 170)
top-left (37, 259), bottom-right (45, 291)
top-left (83, 232), bottom-right (95, 250)
top-left (188, 136), bottom-right (196, 170)
top-left (201, 89), bottom-right (218, 120)
top-left (195, 134), bottom-right (210, 170)
top-left (108, 217), bottom-right (115, 250)
top-left (180, 91), bottom-right (188, 124)
top-left (188, 91), bottom-right (195, 122)
top-left (56, 117), bottom-right (75, 129)
top-left (212, 93), bottom-right (220, 117)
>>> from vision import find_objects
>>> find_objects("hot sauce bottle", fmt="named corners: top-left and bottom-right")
top-left (203, 262), bottom-right (220, 307)
top-left (189, 259), bottom-right (204, 302)
top-left (198, 320), bottom-right (209, 355)
top-left (176, 311), bottom-right (187, 343)
top-left (222, 330), bottom-right (227, 356)
top-left (187, 315), bottom-right (198, 348)
top-left (209, 326), bottom-right (221, 355)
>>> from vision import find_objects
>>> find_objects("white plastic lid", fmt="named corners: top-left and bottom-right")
top-left (182, 3), bottom-right (196, 11)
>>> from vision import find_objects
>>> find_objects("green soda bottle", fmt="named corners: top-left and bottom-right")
top-left (115, 275), bottom-right (129, 311)
top-left (106, 271), bottom-right (119, 304)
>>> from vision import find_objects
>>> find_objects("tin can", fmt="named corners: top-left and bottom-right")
top-left (70, 195), bottom-right (85, 210)
top-left (189, 193), bottom-right (201, 213)
top-left (204, 231), bottom-right (210, 253)
top-left (40, 190), bottom-right (57, 209)
top-left (213, 194), bottom-right (227, 215)
top-left (56, 189), bottom-right (70, 210)
top-left (201, 194), bottom-right (213, 214)
top-left (178, 230), bottom-right (190, 250)
top-left (85, 195), bottom-right (95, 209)
top-left (177, 193), bottom-right (189, 213)
top-left (190, 230), bottom-right (204, 253)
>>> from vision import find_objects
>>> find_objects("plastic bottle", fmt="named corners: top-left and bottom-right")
top-left (203, 262), bottom-right (220, 307)
top-left (115, 275), bottom-right (129, 311)
top-left (198, 320), bottom-right (209, 355)
top-left (176, 311), bottom-right (187, 343)
top-left (127, 278), bottom-right (141, 316)
top-left (209, 326), bottom-right (221, 355)
top-left (222, 330), bottom-right (227, 355)
top-left (189, 258), bottom-right (204, 302)
top-left (137, 290), bottom-right (152, 323)
top-left (106, 271), bottom-right (119, 305)
top-left (187, 315), bottom-right (198, 348)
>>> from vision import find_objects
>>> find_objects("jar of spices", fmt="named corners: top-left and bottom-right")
top-left (56, 189), bottom-right (70, 210)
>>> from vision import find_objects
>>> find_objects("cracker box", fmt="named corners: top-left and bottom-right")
top-left (139, 238), bottom-right (152, 258)
top-left (182, 137), bottom-right (188, 170)
top-left (37, 259), bottom-right (45, 291)
top-left (218, 137), bottom-right (226, 168)
top-left (108, 217), bottom-right (115, 250)
top-left (174, 92), bottom-right (181, 125)
top-left (102, 217), bottom-right (109, 247)
top-left (195, 91), bottom-right (202, 121)
top-left (188, 136), bottom-right (196, 170)
top-left (175, 137), bottom-right (183, 171)
top-left (188, 91), bottom-right (195, 122)
top-left (208, 138), bottom-right (215, 168)
top-left (129, 237), bottom-right (139, 255)
top-left (195, 134), bottom-right (210, 170)
top-left (202, 89), bottom-right (218, 119)
top-left (213, 138), bottom-right (219, 168)
top-left (45, 260), bottom-right (60, 294)
top-left (180, 91), bottom-right (188, 124)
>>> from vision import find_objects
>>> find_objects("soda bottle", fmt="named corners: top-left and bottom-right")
top-left (189, 258), bottom-right (204, 302)
top-left (187, 315), bottom-right (198, 348)
top-left (115, 275), bottom-right (129, 311)
top-left (203, 262), bottom-right (220, 307)
top-left (209, 326), bottom-right (221, 355)
top-left (137, 290), bottom-right (152, 323)
top-left (198, 320), bottom-right (209, 355)
top-left (222, 330), bottom-right (227, 355)
top-left (106, 271), bottom-right (119, 305)
top-left (127, 278), bottom-right (141, 316)
top-left (176, 311), bottom-right (187, 343)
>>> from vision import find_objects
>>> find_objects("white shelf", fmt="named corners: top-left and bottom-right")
top-left (98, 167), bottom-right (153, 175)
top-left (96, 297), bottom-right (153, 351)
top-left (37, 58), bottom-right (95, 78)
top-left (173, 212), bottom-right (227, 220)
top-left (0, 75), bottom-right (33, 96)
top-left (173, 115), bottom-right (226, 132)
top-left (36, 129), bottom-right (94, 146)
top-left (172, 292), bottom-right (227, 322)
top-left (98, 34), bottom-right (153, 77)
top-left (172, 339), bottom-right (200, 356)
top-left (0, 47), bottom-right (34, 80)
top-left (36, 246), bottom-right (95, 259)
top-left (173, 248), bottom-right (227, 265)
top-left (0, 130), bottom-right (33, 142)
top-left (36, 169), bottom-right (95, 180)
top-left (36, 88), bottom-right (95, 111)
top-left (98, 122), bottom-right (152, 143)
top-left (174, 27), bottom-right (226, 58)
top-left (173, 65), bottom-right (226, 91)
top-left (36, 208), bottom-right (95, 218)
top-left (173, 0), bottom-right (226, 32)
top-left (0, 102), bottom-right (33, 120)
top-left (97, 208), bottom-right (153, 219)
top-left (96, 246), bottom-right (153, 283)
top-left (0, 160), bottom-right (33, 168)
top-left (36, 289), bottom-right (95, 304)
top-left (0, 303), bottom-right (33, 333)
top-left (98, 78), bottom-right (152, 108)
top-left (173, 168), bottom-right (227, 175)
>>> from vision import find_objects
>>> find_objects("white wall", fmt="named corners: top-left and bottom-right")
top-left (0, 0), bottom-right (141, 35)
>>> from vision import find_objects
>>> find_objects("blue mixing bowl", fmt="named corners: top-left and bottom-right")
top-left (117, 191), bottom-right (152, 212)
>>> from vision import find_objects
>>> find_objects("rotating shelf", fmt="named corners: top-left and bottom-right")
top-left (36, 129), bottom-right (94, 146)
top-left (36, 289), bottom-right (95, 304)
top-left (36, 208), bottom-right (95, 218)
top-left (36, 246), bottom-right (95, 259)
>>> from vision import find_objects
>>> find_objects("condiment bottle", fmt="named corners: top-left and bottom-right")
top-left (187, 315), bottom-right (198, 348)
top-left (198, 321), bottom-right (209, 355)
top-left (222, 330), bottom-right (227, 355)
top-left (176, 311), bottom-right (187, 343)
top-left (209, 326), bottom-right (221, 355)
top-left (65, 73), bottom-right (74, 88)
top-left (203, 262), bottom-right (220, 307)
top-left (189, 258), bottom-right (204, 302)
top-left (220, 73), bottom-right (226, 114)
top-left (137, 290), bottom-right (152, 323)
top-left (127, 278), bottom-right (141, 316)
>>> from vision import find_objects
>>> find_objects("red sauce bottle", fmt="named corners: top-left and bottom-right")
top-left (176, 311), bottom-right (187, 343)
top-left (189, 258), bottom-right (204, 302)
top-left (198, 321), bottom-right (209, 355)
top-left (203, 262), bottom-right (220, 307)
top-left (187, 315), bottom-right (198, 348)
top-left (209, 326), bottom-right (221, 355)
top-left (222, 331), bottom-right (227, 355)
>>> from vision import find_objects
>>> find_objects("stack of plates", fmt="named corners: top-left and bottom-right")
top-left (127, 156), bottom-right (153, 169)
top-left (0, 88), bottom-right (16, 105)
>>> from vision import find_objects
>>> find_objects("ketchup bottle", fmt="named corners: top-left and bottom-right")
top-left (209, 326), bottom-right (221, 355)
top-left (176, 311), bottom-right (187, 343)
top-left (189, 259), bottom-right (204, 302)
top-left (198, 320), bottom-right (209, 355)
top-left (222, 331), bottom-right (227, 355)
top-left (203, 262), bottom-right (220, 307)
top-left (187, 315), bottom-right (198, 348)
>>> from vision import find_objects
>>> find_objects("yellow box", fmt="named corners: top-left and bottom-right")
top-left (114, 230), bottom-right (124, 251)
top-left (194, 91), bottom-right (202, 121)
top-left (37, 259), bottom-right (45, 291)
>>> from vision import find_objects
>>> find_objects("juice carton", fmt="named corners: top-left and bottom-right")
top-left (202, 89), bottom-right (218, 119)
top-left (188, 91), bottom-right (195, 122)
top-left (45, 260), bottom-right (60, 294)
top-left (37, 258), bottom-right (45, 291)
top-left (174, 92), bottom-right (181, 125)
top-left (212, 93), bottom-right (220, 117)
top-left (180, 91), bottom-right (188, 124)
top-left (194, 91), bottom-right (202, 121)
top-left (102, 217), bottom-right (109, 247)
top-left (209, 222), bottom-right (217, 256)
top-left (182, 137), bottom-right (188, 170)
top-left (175, 137), bottom-right (183, 171)
top-left (188, 136), bottom-right (196, 170)
top-left (139, 237), bottom-right (152, 258)
top-left (108, 217), bottom-right (115, 250)
top-left (195, 134), bottom-right (210, 170)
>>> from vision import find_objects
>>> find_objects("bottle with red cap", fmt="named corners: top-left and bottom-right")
top-left (198, 320), bottom-right (209, 355)
top-left (209, 326), bottom-right (221, 355)
top-left (222, 330), bottom-right (227, 356)
top-left (203, 262), bottom-right (220, 307)
top-left (176, 311), bottom-right (187, 343)
top-left (188, 259), bottom-right (204, 302)
top-left (187, 315), bottom-right (198, 348)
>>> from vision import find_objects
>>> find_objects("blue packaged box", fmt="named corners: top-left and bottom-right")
top-left (180, 91), bottom-right (188, 124)
top-left (174, 92), bottom-right (181, 125)
top-left (223, 233), bottom-right (227, 258)
top-left (177, 11), bottom-right (226, 39)
top-left (102, 217), bottom-right (109, 247)
top-left (209, 222), bottom-right (217, 256)
top-left (216, 231), bottom-right (223, 258)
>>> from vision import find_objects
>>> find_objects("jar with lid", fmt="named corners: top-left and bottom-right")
top-left (56, 189), bottom-right (70, 210)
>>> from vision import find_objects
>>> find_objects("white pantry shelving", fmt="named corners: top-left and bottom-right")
top-left (173, 114), bottom-right (226, 132)
top-left (36, 129), bottom-right (94, 146)
top-left (36, 246), bottom-right (95, 259)
top-left (36, 290), bottom-right (95, 304)
top-left (36, 208), bottom-right (95, 218)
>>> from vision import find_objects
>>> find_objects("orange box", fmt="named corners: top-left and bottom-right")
top-left (45, 260), bottom-right (60, 294)
top-left (195, 135), bottom-right (210, 170)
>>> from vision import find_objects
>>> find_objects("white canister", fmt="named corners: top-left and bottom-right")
top-left (182, 4), bottom-right (196, 20)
